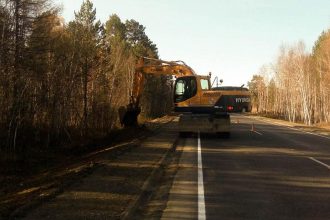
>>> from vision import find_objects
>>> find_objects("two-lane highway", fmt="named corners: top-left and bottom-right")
top-left (161, 114), bottom-right (330, 220)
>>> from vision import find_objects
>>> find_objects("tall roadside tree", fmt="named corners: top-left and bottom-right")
top-left (312, 30), bottom-right (330, 123)
top-left (125, 19), bottom-right (172, 118)
top-left (27, 10), bottom-right (67, 146)
top-left (0, 0), bottom-right (51, 155)
top-left (68, 0), bottom-right (101, 134)
top-left (0, 2), bottom-right (12, 128)
top-left (248, 75), bottom-right (266, 112)
top-left (103, 14), bottom-right (135, 127)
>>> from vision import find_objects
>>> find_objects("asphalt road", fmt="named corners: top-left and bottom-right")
top-left (161, 114), bottom-right (330, 220)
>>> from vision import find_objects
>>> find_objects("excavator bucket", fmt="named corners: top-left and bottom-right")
top-left (118, 104), bottom-right (141, 127)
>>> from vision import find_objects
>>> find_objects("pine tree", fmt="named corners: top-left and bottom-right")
top-left (68, 0), bottom-right (101, 134)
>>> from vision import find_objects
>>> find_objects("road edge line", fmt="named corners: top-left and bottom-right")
top-left (246, 115), bottom-right (330, 140)
top-left (198, 131), bottom-right (206, 220)
top-left (252, 130), bottom-right (263, 135)
top-left (309, 157), bottom-right (330, 170)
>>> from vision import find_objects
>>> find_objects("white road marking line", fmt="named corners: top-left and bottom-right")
top-left (286, 126), bottom-right (330, 140)
top-left (252, 130), bottom-right (263, 135)
top-left (309, 157), bottom-right (330, 170)
top-left (198, 131), bottom-right (206, 220)
top-left (246, 116), bottom-right (330, 140)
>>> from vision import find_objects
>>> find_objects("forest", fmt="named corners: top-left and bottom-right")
top-left (0, 0), bottom-right (172, 160)
top-left (248, 33), bottom-right (330, 126)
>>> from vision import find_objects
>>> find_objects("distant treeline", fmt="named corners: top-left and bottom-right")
top-left (0, 0), bottom-right (172, 156)
top-left (248, 31), bottom-right (330, 125)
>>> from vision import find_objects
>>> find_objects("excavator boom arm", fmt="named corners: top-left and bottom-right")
top-left (132, 58), bottom-right (195, 104)
top-left (120, 57), bottom-right (195, 126)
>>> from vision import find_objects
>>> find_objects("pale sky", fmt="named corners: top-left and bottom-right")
top-left (54, 0), bottom-right (330, 86)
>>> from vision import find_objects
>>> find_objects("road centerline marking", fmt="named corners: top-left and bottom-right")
top-left (198, 131), bottom-right (206, 220)
top-left (309, 157), bottom-right (330, 170)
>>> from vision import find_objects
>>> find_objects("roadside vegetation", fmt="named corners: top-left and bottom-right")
top-left (248, 32), bottom-right (330, 126)
top-left (0, 0), bottom-right (172, 166)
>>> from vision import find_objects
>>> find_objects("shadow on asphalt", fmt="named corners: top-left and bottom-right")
top-left (200, 119), bottom-right (330, 220)
top-left (7, 120), bottom-right (178, 220)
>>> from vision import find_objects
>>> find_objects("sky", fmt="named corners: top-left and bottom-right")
top-left (54, 0), bottom-right (330, 86)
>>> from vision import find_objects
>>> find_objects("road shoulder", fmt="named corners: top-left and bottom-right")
top-left (246, 114), bottom-right (330, 138)
top-left (2, 116), bottom-right (179, 220)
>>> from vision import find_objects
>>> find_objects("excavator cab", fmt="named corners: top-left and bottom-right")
top-left (174, 76), bottom-right (198, 103)
top-left (173, 75), bottom-right (213, 113)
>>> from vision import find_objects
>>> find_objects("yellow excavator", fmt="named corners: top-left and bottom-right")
top-left (119, 57), bottom-right (251, 136)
